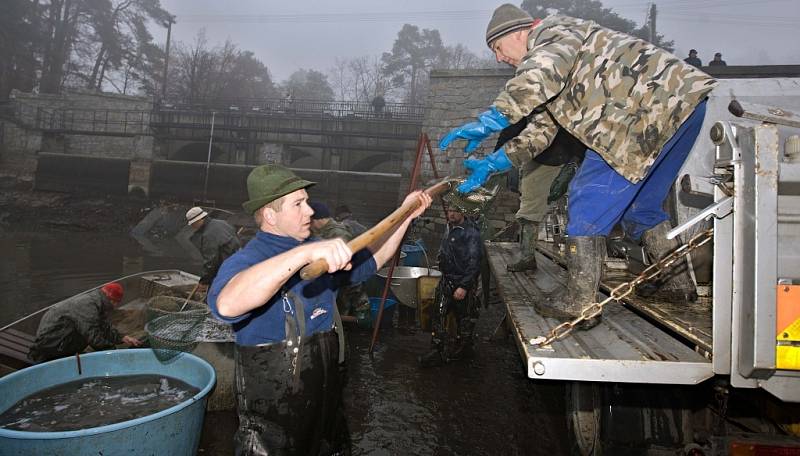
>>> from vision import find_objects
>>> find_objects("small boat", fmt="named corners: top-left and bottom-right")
top-left (0, 269), bottom-right (236, 412)
top-left (0, 269), bottom-right (200, 374)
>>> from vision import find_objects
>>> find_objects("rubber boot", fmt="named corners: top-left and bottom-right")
top-left (418, 341), bottom-right (445, 367)
top-left (508, 221), bottom-right (539, 272)
top-left (534, 236), bottom-right (605, 330)
top-left (637, 221), bottom-right (698, 303)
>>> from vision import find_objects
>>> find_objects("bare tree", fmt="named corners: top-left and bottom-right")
top-left (167, 31), bottom-right (277, 102)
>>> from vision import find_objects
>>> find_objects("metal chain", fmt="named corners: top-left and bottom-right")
top-left (531, 227), bottom-right (714, 347)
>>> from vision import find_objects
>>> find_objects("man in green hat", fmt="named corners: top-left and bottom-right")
top-left (208, 164), bottom-right (431, 455)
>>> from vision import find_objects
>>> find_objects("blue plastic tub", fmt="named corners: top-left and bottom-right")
top-left (401, 240), bottom-right (426, 267)
top-left (369, 297), bottom-right (397, 329)
top-left (0, 349), bottom-right (216, 456)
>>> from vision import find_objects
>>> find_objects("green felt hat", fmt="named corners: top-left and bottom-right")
top-left (242, 164), bottom-right (315, 214)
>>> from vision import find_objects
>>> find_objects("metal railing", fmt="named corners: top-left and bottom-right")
top-left (2, 96), bottom-right (426, 137)
top-left (155, 97), bottom-right (426, 122)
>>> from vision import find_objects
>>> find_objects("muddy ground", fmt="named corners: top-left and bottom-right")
top-left (0, 189), bottom-right (150, 234)
top-left (197, 297), bottom-right (570, 456)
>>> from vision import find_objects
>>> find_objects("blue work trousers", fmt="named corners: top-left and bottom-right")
top-left (566, 100), bottom-right (707, 240)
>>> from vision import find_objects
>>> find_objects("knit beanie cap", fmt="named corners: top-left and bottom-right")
top-left (486, 4), bottom-right (534, 47)
top-left (309, 202), bottom-right (331, 220)
top-left (102, 282), bottom-right (124, 302)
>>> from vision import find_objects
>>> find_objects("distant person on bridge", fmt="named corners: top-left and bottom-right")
top-left (709, 52), bottom-right (727, 66)
top-left (371, 94), bottom-right (386, 117)
top-left (186, 207), bottom-right (241, 290)
top-left (684, 49), bottom-right (702, 67)
top-left (28, 283), bottom-right (142, 363)
top-left (439, 4), bottom-right (715, 328)
top-left (208, 164), bottom-right (431, 455)
top-left (419, 205), bottom-right (483, 367)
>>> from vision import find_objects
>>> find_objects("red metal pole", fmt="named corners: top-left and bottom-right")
top-left (368, 133), bottom-right (428, 354)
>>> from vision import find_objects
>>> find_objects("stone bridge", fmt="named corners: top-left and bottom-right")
top-left (0, 91), bottom-right (424, 223)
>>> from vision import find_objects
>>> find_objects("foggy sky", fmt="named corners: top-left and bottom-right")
top-left (158, 0), bottom-right (800, 82)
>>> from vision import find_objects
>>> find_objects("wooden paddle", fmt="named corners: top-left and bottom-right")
top-left (299, 178), bottom-right (455, 281)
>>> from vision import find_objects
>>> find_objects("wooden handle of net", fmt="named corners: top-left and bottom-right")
top-left (299, 179), bottom-right (453, 281)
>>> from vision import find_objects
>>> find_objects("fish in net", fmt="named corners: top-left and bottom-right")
top-left (441, 175), bottom-right (503, 217)
top-left (144, 296), bottom-right (234, 361)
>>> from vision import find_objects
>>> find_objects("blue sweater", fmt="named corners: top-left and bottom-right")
top-left (208, 231), bottom-right (376, 345)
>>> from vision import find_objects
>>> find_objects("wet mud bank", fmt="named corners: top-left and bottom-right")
top-left (0, 189), bottom-right (149, 234)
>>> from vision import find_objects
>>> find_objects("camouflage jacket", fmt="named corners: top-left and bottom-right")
top-left (495, 15), bottom-right (717, 183)
top-left (313, 219), bottom-right (354, 242)
top-left (30, 289), bottom-right (121, 362)
top-left (190, 218), bottom-right (242, 284)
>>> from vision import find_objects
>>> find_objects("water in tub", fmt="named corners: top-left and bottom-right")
top-left (0, 374), bottom-right (200, 432)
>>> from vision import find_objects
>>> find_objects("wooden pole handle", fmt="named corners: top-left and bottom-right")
top-left (299, 180), bottom-right (452, 281)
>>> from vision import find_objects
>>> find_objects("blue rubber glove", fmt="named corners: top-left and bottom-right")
top-left (439, 106), bottom-right (510, 153)
top-left (457, 148), bottom-right (513, 193)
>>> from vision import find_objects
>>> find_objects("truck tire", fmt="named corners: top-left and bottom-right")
top-left (566, 382), bottom-right (602, 456)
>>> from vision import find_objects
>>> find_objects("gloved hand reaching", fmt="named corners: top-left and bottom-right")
top-left (457, 148), bottom-right (513, 193)
top-left (439, 106), bottom-right (510, 153)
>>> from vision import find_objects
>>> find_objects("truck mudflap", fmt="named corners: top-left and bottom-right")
top-left (486, 242), bottom-right (713, 385)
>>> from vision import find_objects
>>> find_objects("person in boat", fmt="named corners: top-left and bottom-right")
top-left (439, 4), bottom-right (714, 328)
top-left (186, 206), bottom-right (242, 289)
top-left (208, 164), bottom-right (431, 455)
top-left (419, 205), bottom-right (483, 367)
top-left (28, 283), bottom-right (143, 363)
top-left (309, 201), bottom-right (369, 317)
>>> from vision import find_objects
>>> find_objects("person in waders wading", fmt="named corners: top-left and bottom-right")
top-left (186, 206), bottom-right (241, 290)
top-left (439, 4), bottom-right (716, 329)
top-left (208, 164), bottom-right (431, 455)
top-left (419, 205), bottom-right (483, 367)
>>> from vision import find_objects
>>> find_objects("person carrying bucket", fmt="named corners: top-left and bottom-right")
top-left (419, 205), bottom-right (483, 367)
top-left (208, 164), bottom-right (431, 455)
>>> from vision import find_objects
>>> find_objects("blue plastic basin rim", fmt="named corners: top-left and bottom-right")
top-left (0, 349), bottom-right (216, 440)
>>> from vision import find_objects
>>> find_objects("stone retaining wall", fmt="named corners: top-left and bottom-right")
top-left (413, 68), bottom-right (520, 238)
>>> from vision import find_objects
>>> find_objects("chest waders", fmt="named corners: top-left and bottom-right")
top-left (419, 279), bottom-right (479, 367)
top-left (234, 290), bottom-right (349, 456)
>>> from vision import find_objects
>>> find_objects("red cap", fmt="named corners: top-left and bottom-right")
top-left (101, 283), bottom-right (124, 302)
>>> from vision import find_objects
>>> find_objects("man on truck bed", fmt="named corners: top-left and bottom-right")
top-left (439, 4), bottom-right (716, 327)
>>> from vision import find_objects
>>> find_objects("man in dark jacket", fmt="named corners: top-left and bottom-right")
top-left (29, 283), bottom-right (142, 363)
top-left (709, 52), bottom-right (727, 66)
top-left (334, 204), bottom-right (367, 237)
top-left (419, 206), bottom-right (483, 367)
top-left (186, 207), bottom-right (242, 287)
top-left (684, 49), bottom-right (702, 67)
